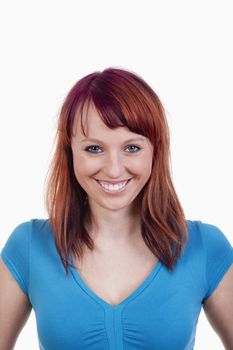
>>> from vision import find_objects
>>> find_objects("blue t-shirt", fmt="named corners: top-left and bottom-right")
top-left (1, 219), bottom-right (233, 350)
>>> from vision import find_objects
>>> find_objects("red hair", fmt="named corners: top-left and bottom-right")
top-left (45, 67), bottom-right (188, 275)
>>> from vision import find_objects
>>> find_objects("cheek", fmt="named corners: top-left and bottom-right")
top-left (131, 155), bottom-right (153, 176)
top-left (73, 153), bottom-right (98, 178)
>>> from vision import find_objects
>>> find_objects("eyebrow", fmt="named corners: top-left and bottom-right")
top-left (80, 137), bottom-right (145, 143)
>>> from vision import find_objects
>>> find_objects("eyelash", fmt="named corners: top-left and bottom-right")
top-left (85, 145), bottom-right (142, 154)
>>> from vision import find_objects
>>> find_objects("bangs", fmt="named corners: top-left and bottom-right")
top-left (63, 68), bottom-right (164, 152)
top-left (71, 85), bottom-right (155, 142)
top-left (79, 96), bottom-right (127, 138)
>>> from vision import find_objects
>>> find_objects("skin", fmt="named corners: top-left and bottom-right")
top-left (0, 258), bottom-right (32, 350)
top-left (203, 264), bottom-right (233, 349)
top-left (71, 102), bottom-right (154, 248)
top-left (69, 102), bottom-right (159, 307)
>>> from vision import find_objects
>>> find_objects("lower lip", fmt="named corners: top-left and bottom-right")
top-left (95, 179), bottom-right (132, 194)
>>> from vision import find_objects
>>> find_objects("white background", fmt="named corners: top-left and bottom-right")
top-left (0, 1), bottom-right (232, 349)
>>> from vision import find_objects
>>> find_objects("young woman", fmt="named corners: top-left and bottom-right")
top-left (1, 67), bottom-right (233, 350)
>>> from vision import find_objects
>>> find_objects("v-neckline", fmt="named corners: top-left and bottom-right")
top-left (68, 254), bottom-right (162, 310)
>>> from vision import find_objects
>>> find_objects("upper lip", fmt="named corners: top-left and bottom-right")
top-left (95, 178), bottom-right (132, 184)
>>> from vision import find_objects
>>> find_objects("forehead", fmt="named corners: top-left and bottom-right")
top-left (72, 102), bottom-right (147, 142)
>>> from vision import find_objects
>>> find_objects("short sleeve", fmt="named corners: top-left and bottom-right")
top-left (0, 220), bottom-right (32, 297)
top-left (197, 221), bottom-right (233, 303)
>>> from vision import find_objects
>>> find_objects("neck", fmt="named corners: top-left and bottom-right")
top-left (84, 199), bottom-right (142, 246)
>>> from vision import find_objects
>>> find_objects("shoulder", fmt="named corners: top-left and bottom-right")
top-left (1, 220), bottom-right (32, 253)
top-left (186, 219), bottom-right (233, 298)
top-left (1, 218), bottom-right (51, 251)
top-left (0, 218), bottom-right (54, 297)
top-left (183, 219), bottom-right (233, 266)
top-left (186, 219), bottom-right (233, 247)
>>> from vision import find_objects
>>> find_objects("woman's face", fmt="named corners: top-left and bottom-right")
top-left (71, 103), bottom-right (154, 212)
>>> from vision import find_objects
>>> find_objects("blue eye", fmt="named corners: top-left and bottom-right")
top-left (126, 145), bottom-right (141, 152)
top-left (85, 145), bottom-right (141, 153)
top-left (85, 145), bottom-right (102, 153)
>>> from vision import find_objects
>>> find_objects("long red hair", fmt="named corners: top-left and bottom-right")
top-left (45, 67), bottom-right (188, 275)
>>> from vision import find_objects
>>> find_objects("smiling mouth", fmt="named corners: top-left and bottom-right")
top-left (95, 178), bottom-right (132, 185)
top-left (95, 178), bottom-right (132, 193)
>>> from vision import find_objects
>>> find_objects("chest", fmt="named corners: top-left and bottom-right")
top-left (74, 242), bottom-right (158, 307)
top-left (34, 256), bottom-right (201, 350)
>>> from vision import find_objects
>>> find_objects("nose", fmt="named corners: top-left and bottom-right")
top-left (102, 151), bottom-right (126, 179)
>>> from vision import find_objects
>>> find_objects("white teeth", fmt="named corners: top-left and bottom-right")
top-left (98, 180), bottom-right (128, 191)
